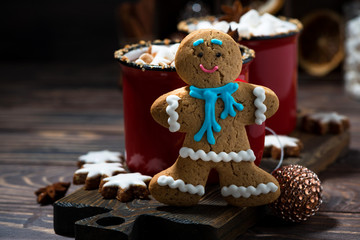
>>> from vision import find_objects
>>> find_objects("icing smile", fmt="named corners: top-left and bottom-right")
top-left (199, 64), bottom-right (218, 73)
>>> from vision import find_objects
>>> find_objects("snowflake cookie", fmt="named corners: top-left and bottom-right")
top-left (99, 173), bottom-right (152, 202)
top-left (263, 135), bottom-right (303, 159)
top-left (301, 112), bottom-right (350, 135)
top-left (73, 163), bottom-right (126, 190)
top-left (77, 150), bottom-right (124, 168)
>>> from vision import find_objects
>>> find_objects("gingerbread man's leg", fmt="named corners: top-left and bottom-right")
top-left (216, 162), bottom-right (280, 207)
top-left (149, 156), bottom-right (212, 206)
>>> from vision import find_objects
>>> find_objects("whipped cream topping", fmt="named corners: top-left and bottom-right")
top-left (186, 9), bottom-right (298, 38)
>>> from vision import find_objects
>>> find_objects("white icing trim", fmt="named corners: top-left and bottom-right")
top-left (179, 147), bottom-right (256, 163)
top-left (221, 182), bottom-right (278, 198)
top-left (253, 87), bottom-right (267, 125)
top-left (75, 163), bottom-right (126, 178)
top-left (309, 112), bottom-right (347, 124)
top-left (157, 175), bottom-right (205, 196)
top-left (103, 173), bottom-right (152, 190)
top-left (166, 95), bottom-right (181, 132)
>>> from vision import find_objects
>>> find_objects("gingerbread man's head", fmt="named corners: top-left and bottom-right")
top-left (175, 29), bottom-right (242, 88)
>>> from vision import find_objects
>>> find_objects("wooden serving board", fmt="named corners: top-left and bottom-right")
top-left (54, 129), bottom-right (350, 240)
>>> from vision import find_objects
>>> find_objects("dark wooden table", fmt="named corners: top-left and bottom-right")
top-left (1, 63), bottom-right (359, 239)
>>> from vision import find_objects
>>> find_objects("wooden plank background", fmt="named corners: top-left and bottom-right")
top-left (0, 63), bottom-right (360, 239)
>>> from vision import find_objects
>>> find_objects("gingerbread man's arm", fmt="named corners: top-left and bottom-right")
top-left (151, 86), bottom-right (194, 133)
top-left (235, 82), bottom-right (279, 125)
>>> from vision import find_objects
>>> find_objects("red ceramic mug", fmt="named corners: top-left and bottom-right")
top-left (239, 20), bottom-right (302, 135)
top-left (115, 41), bottom-right (262, 177)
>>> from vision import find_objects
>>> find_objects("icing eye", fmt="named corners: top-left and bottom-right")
top-left (216, 52), bottom-right (222, 58)
top-left (197, 52), bottom-right (203, 58)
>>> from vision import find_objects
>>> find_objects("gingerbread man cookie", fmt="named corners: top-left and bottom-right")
top-left (149, 29), bottom-right (281, 207)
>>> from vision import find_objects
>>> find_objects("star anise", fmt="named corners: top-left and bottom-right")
top-left (227, 28), bottom-right (241, 41)
top-left (35, 182), bottom-right (70, 205)
top-left (219, 0), bottom-right (250, 22)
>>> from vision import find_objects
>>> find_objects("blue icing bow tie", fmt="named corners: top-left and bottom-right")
top-left (189, 82), bottom-right (244, 145)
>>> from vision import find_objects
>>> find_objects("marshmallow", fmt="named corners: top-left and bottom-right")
top-left (261, 13), bottom-right (284, 28)
top-left (240, 9), bottom-right (261, 28)
top-left (135, 59), bottom-right (146, 65)
top-left (252, 21), bottom-right (275, 36)
top-left (187, 23), bottom-right (197, 32)
top-left (213, 21), bottom-right (230, 33)
top-left (151, 56), bottom-right (172, 66)
top-left (151, 46), bottom-right (176, 64)
top-left (345, 70), bottom-right (358, 83)
top-left (281, 21), bottom-right (298, 31)
top-left (344, 15), bottom-right (360, 99)
top-left (237, 24), bottom-right (251, 38)
top-left (151, 45), bottom-right (166, 55)
top-left (169, 43), bottom-right (180, 56)
top-left (347, 16), bottom-right (360, 37)
top-left (139, 53), bottom-right (154, 64)
top-left (345, 80), bottom-right (360, 100)
top-left (229, 21), bottom-right (240, 31)
top-left (346, 39), bottom-right (360, 60)
top-left (190, 9), bottom-right (298, 38)
top-left (133, 43), bottom-right (178, 67)
top-left (197, 20), bottom-right (213, 29)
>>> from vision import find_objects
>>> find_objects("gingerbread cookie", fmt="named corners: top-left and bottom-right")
top-left (73, 163), bottom-right (126, 190)
top-left (301, 112), bottom-right (350, 135)
top-left (99, 173), bottom-right (152, 202)
top-left (77, 150), bottom-right (124, 168)
top-left (149, 29), bottom-right (281, 207)
top-left (263, 135), bottom-right (303, 159)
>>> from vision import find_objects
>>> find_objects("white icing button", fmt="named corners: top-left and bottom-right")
top-left (166, 95), bottom-right (181, 132)
top-left (179, 147), bottom-right (256, 163)
top-left (253, 86), bottom-right (267, 125)
top-left (221, 182), bottom-right (278, 198)
top-left (102, 172), bottom-right (152, 190)
top-left (157, 175), bottom-right (205, 196)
